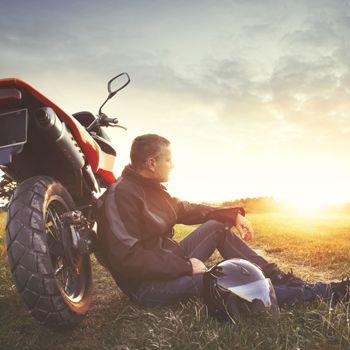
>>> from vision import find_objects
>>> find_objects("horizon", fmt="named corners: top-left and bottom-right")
top-left (2, 1), bottom-right (350, 208)
top-left (1, 189), bottom-right (350, 214)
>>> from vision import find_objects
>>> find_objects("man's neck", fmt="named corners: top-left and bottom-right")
top-left (137, 168), bottom-right (154, 180)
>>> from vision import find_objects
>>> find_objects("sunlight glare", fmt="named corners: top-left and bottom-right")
top-left (287, 197), bottom-right (325, 213)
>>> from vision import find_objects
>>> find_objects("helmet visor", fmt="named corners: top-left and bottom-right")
top-left (227, 278), bottom-right (279, 318)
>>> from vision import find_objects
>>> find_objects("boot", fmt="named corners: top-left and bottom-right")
top-left (262, 263), bottom-right (305, 287)
top-left (328, 277), bottom-right (350, 305)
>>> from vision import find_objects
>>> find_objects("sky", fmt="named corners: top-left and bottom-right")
top-left (2, 0), bottom-right (350, 207)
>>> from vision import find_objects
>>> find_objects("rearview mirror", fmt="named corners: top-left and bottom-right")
top-left (98, 72), bottom-right (131, 115)
top-left (108, 73), bottom-right (130, 98)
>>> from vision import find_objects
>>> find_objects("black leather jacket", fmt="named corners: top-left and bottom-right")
top-left (97, 165), bottom-right (244, 295)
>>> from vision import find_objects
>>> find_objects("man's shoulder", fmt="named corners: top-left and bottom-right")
top-left (108, 176), bottom-right (144, 199)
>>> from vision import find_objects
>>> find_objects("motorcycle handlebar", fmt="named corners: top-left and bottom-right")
top-left (87, 113), bottom-right (126, 131)
top-left (105, 116), bottom-right (119, 124)
top-left (100, 114), bottom-right (126, 129)
top-left (100, 114), bottom-right (118, 126)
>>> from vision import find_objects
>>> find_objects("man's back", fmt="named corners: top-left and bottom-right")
top-left (97, 165), bottom-right (194, 295)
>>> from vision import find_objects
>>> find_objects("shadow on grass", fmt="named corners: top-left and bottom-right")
top-left (1, 217), bottom-right (350, 349)
top-left (0, 294), bottom-right (74, 350)
top-left (1, 267), bottom-right (350, 350)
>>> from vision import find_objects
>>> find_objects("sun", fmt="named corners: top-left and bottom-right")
top-left (288, 197), bottom-right (325, 213)
top-left (276, 190), bottom-right (344, 214)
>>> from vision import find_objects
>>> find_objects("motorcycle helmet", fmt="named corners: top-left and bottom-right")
top-left (203, 258), bottom-right (279, 322)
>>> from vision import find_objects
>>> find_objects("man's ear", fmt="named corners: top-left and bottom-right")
top-left (145, 157), bottom-right (157, 172)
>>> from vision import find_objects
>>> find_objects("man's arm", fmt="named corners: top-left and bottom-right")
top-left (174, 199), bottom-right (216, 225)
top-left (173, 196), bottom-right (245, 226)
top-left (173, 197), bottom-right (253, 241)
top-left (235, 213), bottom-right (254, 241)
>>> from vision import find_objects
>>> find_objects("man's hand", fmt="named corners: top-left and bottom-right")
top-left (235, 213), bottom-right (254, 241)
top-left (190, 258), bottom-right (208, 275)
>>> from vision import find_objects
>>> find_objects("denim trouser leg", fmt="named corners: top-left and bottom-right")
top-left (131, 220), bottom-right (331, 307)
top-left (179, 220), bottom-right (269, 268)
top-left (131, 220), bottom-right (227, 306)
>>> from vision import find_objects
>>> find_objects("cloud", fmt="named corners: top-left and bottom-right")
top-left (207, 7), bottom-right (350, 154)
top-left (2, 0), bottom-right (350, 186)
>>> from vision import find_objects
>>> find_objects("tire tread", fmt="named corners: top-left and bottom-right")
top-left (6, 176), bottom-right (91, 327)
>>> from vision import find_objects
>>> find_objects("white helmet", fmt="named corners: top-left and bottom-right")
top-left (203, 258), bottom-right (280, 322)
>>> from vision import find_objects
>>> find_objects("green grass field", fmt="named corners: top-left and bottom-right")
top-left (1, 212), bottom-right (350, 349)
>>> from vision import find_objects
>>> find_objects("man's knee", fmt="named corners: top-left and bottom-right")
top-left (202, 220), bottom-right (228, 246)
top-left (203, 219), bottom-right (226, 231)
top-left (204, 219), bottom-right (246, 246)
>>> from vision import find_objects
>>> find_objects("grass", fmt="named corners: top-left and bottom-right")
top-left (1, 211), bottom-right (350, 349)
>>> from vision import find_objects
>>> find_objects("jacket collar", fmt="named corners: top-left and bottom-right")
top-left (121, 165), bottom-right (167, 190)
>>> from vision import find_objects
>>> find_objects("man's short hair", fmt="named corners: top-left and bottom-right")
top-left (130, 134), bottom-right (170, 170)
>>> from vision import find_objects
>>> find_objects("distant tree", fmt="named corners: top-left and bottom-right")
top-left (0, 174), bottom-right (16, 202)
top-left (219, 196), bottom-right (279, 213)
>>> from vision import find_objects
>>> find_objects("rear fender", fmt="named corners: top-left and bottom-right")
top-left (0, 78), bottom-right (101, 172)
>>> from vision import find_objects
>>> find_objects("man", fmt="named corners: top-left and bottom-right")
top-left (98, 134), bottom-right (349, 308)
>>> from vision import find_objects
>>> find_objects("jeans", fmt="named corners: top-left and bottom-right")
top-left (131, 220), bottom-right (330, 306)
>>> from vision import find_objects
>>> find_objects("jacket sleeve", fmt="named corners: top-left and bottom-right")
top-left (103, 187), bottom-right (193, 281)
top-left (206, 207), bottom-right (245, 227)
top-left (173, 197), bottom-right (245, 227)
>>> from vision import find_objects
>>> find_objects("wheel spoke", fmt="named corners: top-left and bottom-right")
top-left (51, 209), bottom-right (62, 229)
top-left (46, 224), bottom-right (58, 240)
top-left (45, 200), bottom-right (89, 303)
top-left (55, 263), bottom-right (64, 276)
top-left (46, 208), bottom-right (60, 240)
top-left (62, 266), bottom-right (78, 297)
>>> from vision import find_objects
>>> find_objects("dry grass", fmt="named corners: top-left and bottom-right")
top-left (1, 212), bottom-right (350, 349)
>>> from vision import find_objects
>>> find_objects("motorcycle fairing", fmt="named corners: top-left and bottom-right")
top-left (0, 78), bottom-right (117, 184)
top-left (97, 168), bottom-right (118, 184)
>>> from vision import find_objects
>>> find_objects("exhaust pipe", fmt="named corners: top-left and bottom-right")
top-left (35, 107), bottom-right (85, 170)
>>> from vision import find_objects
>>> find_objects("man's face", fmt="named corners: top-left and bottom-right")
top-left (152, 145), bottom-right (174, 183)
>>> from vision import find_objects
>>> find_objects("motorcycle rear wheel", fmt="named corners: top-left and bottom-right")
top-left (6, 176), bottom-right (93, 327)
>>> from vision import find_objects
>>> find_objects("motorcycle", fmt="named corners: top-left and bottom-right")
top-left (0, 73), bottom-right (129, 327)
